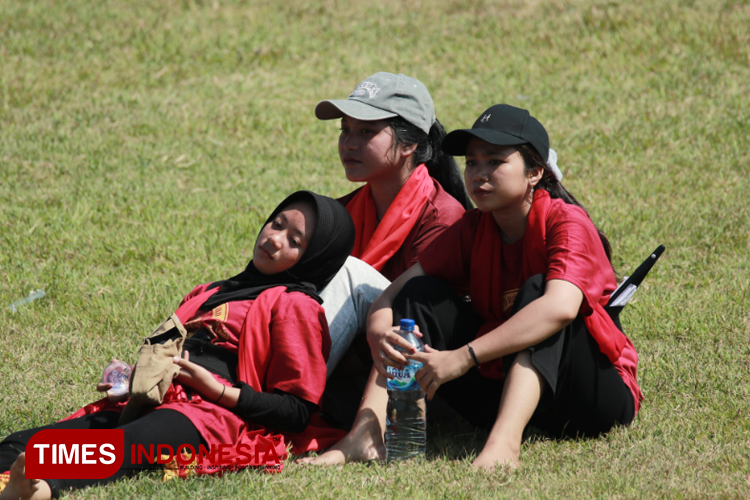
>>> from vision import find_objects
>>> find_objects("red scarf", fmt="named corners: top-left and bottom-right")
top-left (471, 189), bottom-right (626, 378)
top-left (231, 287), bottom-right (345, 455)
top-left (346, 164), bottom-right (433, 271)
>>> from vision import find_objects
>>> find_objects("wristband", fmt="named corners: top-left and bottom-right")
top-left (213, 385), bottom-right (226, 404)
top-left (467, 343), bottom-right (480, 367)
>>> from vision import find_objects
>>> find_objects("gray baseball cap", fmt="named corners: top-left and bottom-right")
top-left (315, 72), bottom-right (436, 135)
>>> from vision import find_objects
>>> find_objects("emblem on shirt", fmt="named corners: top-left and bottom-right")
top-left (211, 303), bottom-right (228, 322)
top-left (502, 288), bottom-right (519, 314)
top-left (350, 81), bottom-right (381, 99)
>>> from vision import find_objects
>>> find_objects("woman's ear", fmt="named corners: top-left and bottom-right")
top-left (528, 166), bottom-right (544, 187)
top-left (399, 142), bottom-right (418, 158)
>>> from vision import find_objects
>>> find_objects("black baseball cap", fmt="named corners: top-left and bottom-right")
top-left (441, 104), bottom-right (549, 162)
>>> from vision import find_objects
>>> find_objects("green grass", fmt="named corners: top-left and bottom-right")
top-left (1, 0), bottom-right (749, 498)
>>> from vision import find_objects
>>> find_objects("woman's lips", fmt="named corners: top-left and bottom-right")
top-left (341, 157), bottom-right (361, 167)
top-left (258, 245), bottom-right (273, 259)
top-left (472, 187), bottom-right (491, 196)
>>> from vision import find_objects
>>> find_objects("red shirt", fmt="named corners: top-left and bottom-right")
top-left (419, 200), bottom-right (642, 413)
top-left (339, 180), bottom-right (465, 281)
top-left (181, 284), bottom-right (329, 404)
top-left (159, 284), bottom-right (331, 452)
top-left (59, 285), bottom-right (339, 463)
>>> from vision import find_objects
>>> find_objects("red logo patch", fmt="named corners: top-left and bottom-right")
top-left (25, 429), bottom-right (124, 479)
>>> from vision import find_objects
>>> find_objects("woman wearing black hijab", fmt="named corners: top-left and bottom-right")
top-left (0, 191), bottom-right (355, 500)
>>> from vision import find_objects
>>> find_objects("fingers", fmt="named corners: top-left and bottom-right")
top-left (373, 353), bottom-right (391, 378)
top-left (426, 380), bottom-right (438, 400)
top-left (413, 325), bottom-right (423, 338)
top-left (387, 332), bottom-right (416, 352)
top-left (96, 382), bottom-right (113, 392)
top-left (414, 370), bottom-right (438, 400)
top-left (107, 391), bottom-right (129, 403)
top-left (172, 351), bottom-right (191, 367)
top-left (405, 351), bottom-right (429, 364)
top-left (172, 353), bottom-right (194, 383)
top-left (380, 343), bottom-right (409, 366)
top-left (373, 348), bottom-right (407, 378)
top-left (423, 344), bottom-right (437, 353)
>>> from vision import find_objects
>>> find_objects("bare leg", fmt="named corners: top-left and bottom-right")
top-left (0, 453), bottom-right (52, 500)
top-left (473, 351), bottom-right (545, 470)
top-left (298, 367), bottom-right (388, 465)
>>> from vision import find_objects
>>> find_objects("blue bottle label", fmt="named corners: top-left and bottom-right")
top-left (386, 361), bottom-right (423, 391)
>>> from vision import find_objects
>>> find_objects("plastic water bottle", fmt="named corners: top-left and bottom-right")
top-left (385, 318), bottom-right (426, 462)
top-left (100, 360), bottom-right (133, 397)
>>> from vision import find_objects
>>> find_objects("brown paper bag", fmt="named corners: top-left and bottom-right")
top-left (118, 313), bottom-right (187, 425)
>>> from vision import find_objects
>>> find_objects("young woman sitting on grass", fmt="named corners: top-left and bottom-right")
top-left (308, 73), bottom-right (471, 437)
top-left (0, 191), bottom-right (355, 500)
top-left (310, 104), bottom-right (643, 469)
top-left (316, 71), bottom-right (472, 375)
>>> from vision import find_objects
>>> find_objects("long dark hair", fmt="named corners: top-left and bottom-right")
top-left (518, 144), bottom-right (613, 263)
top-left (386, 116), bottom-right (473, 210)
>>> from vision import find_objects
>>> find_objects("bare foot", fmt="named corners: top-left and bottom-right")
top-left (0, 453), bottom-right (52, 500)
top-left (472, 438), bottom-right (520, 471)
top-left (297, 413), bottom-right (384, 465)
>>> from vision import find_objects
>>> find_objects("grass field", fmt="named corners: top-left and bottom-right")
top-left (1, 0), bottom-right (749, 498)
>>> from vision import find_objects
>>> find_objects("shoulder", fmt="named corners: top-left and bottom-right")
top-left (406, 182), bottom-right (468, 251)
top-left (180, 282), bottom-right (212, 305)
top-left (337, 187), bottom-right (362, 207)
top-left (458, 208), bottom-right (485, 231)
top-left (424, 180), bottom-right (466, 226)
top-left (546, 198), bottom-right (598, 233)
top-left (272, 290), bottom-right (325, 319)
top-left (427, 208), bottom-right (483, 243)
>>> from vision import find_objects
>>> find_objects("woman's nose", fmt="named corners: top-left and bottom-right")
top-left (341, 133), bottom-right (357, 151)
top-left (268, 232), bottom-right (283, 249)
top-left (473, 168), bottom-right (489, 182)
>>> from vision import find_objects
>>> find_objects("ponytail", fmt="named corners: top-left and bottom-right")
top-left (386, 116), bottom-right (473, 210)
top-left (518, 145), bottom-right (613, 263)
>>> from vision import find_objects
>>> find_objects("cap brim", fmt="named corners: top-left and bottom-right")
top-left (315, 99), bottom-right (398, 122)
top-left (441, 129), bottom-right (528, 156)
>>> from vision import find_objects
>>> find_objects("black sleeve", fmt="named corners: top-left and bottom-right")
top-left (231, 382), bottom-right (317, 433)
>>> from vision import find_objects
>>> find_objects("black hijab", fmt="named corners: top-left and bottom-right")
top-left (200, 191), bottom-right (355, 310)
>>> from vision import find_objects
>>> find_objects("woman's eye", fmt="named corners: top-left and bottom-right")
top-left (272, 220), bottom-right (282, 229)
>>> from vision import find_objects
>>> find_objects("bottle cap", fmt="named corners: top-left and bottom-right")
top-left (399, 319), bottom-right (415, 331)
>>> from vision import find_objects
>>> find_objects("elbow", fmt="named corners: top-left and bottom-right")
top-left (542, 298), bottom-right (579, 327)
top-left (556, 304), bottom-right (580, 327)
top-left (540, 280), bottom-right (584, 326)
